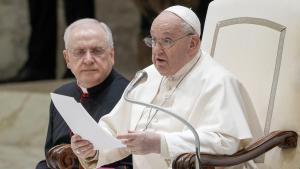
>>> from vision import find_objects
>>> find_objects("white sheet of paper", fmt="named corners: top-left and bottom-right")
top-left (50, 93), bottom-right (125, 150)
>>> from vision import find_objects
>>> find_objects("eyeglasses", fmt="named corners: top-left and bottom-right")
top-left (67, 47), bottom-right (107, 59)
top-left (143, 33), bottom-right (193, 49)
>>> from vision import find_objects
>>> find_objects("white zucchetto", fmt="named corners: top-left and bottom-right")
top-left (164, 5), bottom-right (201, 36)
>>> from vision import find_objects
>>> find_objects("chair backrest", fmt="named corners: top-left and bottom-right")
top-left (200, 0), bottom-right (300, 168)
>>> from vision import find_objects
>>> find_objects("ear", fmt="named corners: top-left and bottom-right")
top-left (189, 35), bottom-right (200, 50)
top-left (108, 48), bottom-right (115, 66)
top-left (63, 50), bottom-right (71, 68)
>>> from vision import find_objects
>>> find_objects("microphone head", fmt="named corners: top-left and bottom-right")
top-left (135, 70), bottom-right (148, 84)
top-left (124, 70), bottom-right (148, 99)
top-left (126, 70), bottom-right (148, 95)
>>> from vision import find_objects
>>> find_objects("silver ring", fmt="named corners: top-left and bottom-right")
top-left (76, 150), bottom-right (80, 154)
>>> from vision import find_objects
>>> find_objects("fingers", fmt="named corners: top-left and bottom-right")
top-left (117, 131), bottom-right (140, 146)
top-left (71, 134), bottom-right (92, 148)
top-left (74, 144), bottom-right (92, 153)
top-left (74, 142), bottom-right (96, 159)
top-left (117, 131), bottom-right (145, 154)
top-left (85, 149), bottom-right (97, 158)
top-left (116, 133), bottom-right (135, 139)
top-left (71, 134), bottom-right (82, 142)
top-left (117, 131), bottom-right (161, 155)
top-left (117, 130), bottom-right (141, 140)
top-left (78, 144), bottom-right (94, 155)
top-left (70, 134), bottom-right (96, 159)
top-left (79, 143), bottom-right (94, 152)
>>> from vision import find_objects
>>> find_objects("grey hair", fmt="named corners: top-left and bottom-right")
top-left (99, 22), bottom-right (114, 48)
top-left (63, 18), bottom-right (114, 49)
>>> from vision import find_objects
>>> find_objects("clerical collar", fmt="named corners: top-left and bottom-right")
top-left (78, 85), bottom-right (88, 94)
top-left (77, 69), bottom-right (115, 96)
top-left (166, 50), bottom-right (201, 81)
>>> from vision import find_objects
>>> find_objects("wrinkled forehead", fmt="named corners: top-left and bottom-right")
top-left (67, 24), bottom-right (106, 47)
top-left (69, 24), bottom-right (105, 38)
top-left (150, 12), bottom-right (184, 37)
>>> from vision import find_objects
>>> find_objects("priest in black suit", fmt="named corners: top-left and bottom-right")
top-left (36, 18), bottom-right (132, 169)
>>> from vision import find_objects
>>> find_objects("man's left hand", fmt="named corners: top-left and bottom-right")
top-left (117, 130), bottom-right (161, 155)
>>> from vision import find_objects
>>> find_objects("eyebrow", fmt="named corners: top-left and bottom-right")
top-left (150, 31), bottom-right (177, 38)
top-left (163, 32), bottom-right (176, 36)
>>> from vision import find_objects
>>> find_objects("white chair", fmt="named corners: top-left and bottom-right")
top-left (173, 0), bottom-right (299, 168)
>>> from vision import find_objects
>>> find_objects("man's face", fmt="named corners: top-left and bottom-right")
top-left (150, 12), bottom-right (194, 76)
top-left (64, 25), bottom-right (114, 88)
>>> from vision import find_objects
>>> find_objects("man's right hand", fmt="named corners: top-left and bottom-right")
top-left (70, 134), bottom-right (97, 160)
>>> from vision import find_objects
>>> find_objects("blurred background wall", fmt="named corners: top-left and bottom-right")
top-left (0, 0), bottom-right (140, 80)
top-left (0, 0), bottom-right (29, 79)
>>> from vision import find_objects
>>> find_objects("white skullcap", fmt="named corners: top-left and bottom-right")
top-left (164, 5), bottom-right (201, 36)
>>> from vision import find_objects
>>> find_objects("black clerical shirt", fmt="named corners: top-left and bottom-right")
top-left (36, 69), bottom-right (132, 169)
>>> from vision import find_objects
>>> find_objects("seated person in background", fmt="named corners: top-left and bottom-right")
top-left (71, 6), bottom-right (260, 169)
top-left (36, 18), bottom-right (132, 169)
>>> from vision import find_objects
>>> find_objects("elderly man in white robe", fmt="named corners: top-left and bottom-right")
top-left (71, 5), bottom-right (261, 169)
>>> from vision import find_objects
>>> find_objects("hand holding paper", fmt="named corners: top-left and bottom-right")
top-left (50, 93), bottom-right (125, 150)
top-left (71, 134), bottom-right (97, 159)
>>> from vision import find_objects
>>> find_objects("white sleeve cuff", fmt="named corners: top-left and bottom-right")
top-left (160, 134), bottom-right (171, 159)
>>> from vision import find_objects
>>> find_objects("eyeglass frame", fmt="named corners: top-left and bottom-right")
top-left (66, 46), bottom-right (109, 59)
top-left (143, 32), bottom-right (194, 49)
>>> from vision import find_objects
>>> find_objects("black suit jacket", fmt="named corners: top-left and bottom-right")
top-left (36, 69), bottom-right (132, 169)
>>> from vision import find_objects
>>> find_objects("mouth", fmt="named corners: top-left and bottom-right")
top-left (155, 57), bottom-right (167, 63)
top-left (155, 57), bottom-right (168, 66)
top-left (81, 69), bottom-right (97, 73)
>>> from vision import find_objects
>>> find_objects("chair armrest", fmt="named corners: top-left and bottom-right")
top-left (172, 130), bottom-right (298, 169)
top-left (46, 144), bottom-right (83, 169)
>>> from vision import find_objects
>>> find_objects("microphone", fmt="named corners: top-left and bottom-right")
top-left (124, 70), bottom-right (201, 169)
top-left (124, 70), bottom-right (148, 96)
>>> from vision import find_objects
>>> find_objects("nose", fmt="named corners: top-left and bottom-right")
top-left (152, 42), bottom-right (164, 56)
top-left (82, 51), bottom-right (94, 64)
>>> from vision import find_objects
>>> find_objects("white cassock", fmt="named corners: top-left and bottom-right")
top-left (79, 50), bottom-right (262, 169)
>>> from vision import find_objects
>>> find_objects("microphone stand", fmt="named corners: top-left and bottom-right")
top-left (124, 71), bottom-right (201, 169)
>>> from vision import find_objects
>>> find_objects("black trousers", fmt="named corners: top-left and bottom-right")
top-left (26, 0), bottom-right (94, 77)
